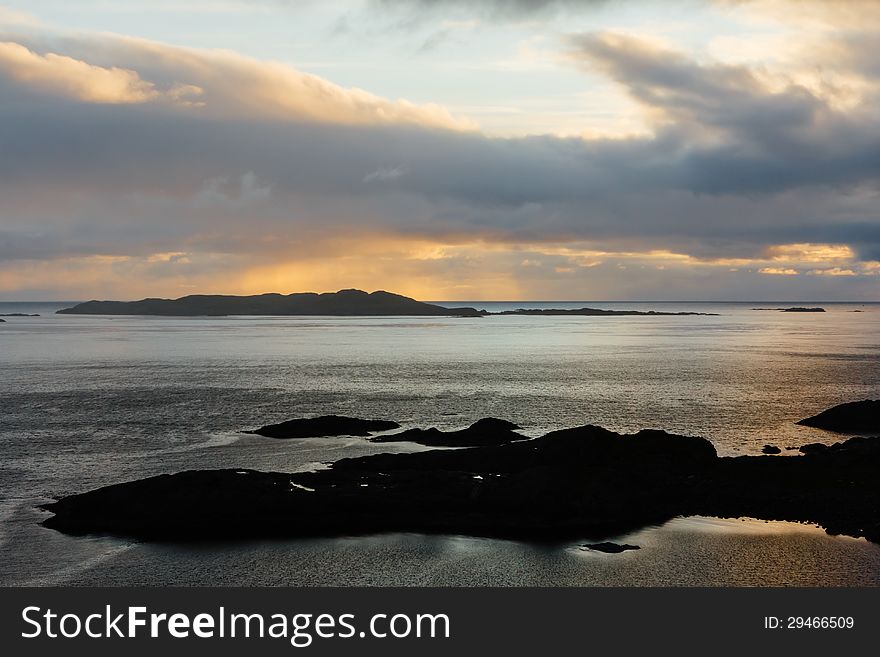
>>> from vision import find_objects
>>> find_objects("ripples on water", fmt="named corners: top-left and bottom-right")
top-left (1, 301), bottom-right (879, 585)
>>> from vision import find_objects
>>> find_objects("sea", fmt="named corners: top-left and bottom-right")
top-left (1, 300), bottom-right (879, 586)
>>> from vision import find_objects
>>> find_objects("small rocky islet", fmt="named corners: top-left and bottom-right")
top-left (245, 415), bottom-right (400, 439)
top-left (244, 415), bottom-right (526, 447)
top-left (581, 542), bottom-right (641, 553)
top-left (41, 401), bottom-right (880, 545)
top-left (796, 400), bottom-right (880, 434)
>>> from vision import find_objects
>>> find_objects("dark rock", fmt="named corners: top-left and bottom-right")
top-left (245, 415), bottom-right (400, 439)
top-left (369, 417), bottom-right (526, 447)
top-left (41, 424), bottom-right (880, 545)
top-left (0, 313), bottom-right (39, 317)
top-left (56, 289), bottom-right (481, 317)
top-left (799, 443), bottom-right (828, 455)
top-left (0, 318), bottom-right (4, 322)
top-left (762, 444), bottom-right (781, 454)
top-left (796, 400), bottom-right (880, 434)
top-left (41, 425), bottom-right (719, 541)
top-left (581, 542), bottom-right (641, 553)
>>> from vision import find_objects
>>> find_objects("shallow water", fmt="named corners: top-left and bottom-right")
top-left (1, 301), bottom-right (879, 586)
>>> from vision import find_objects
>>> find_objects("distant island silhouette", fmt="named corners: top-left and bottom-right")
top-left (752, 307), bottom-right (826, 312)
top-left (494, 308), bottom-right (717, 316)
top-left (56, 289), bottom-right (718, 317)
top-left (57, 289), bottom-right (481, 317)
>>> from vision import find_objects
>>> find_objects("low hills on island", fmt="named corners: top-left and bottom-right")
top-left (56, 289), bottom-right (716, 317)
top-left (57, 289), bottom-right (482, 317)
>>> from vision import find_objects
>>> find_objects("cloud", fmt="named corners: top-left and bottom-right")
top-left (720, 0), bottom-right (880, 29)
top-left (807, 267), bottom-right (857, 276)
top-left (1, 19), bottom-right (879, 299)
top-left (764, 243), bottom-right (854, 263)
top-left (0, 6), bottom-right (38, 25)
top-left (568, 31), bottom-right (880, 195)
top-left (379, 0), bottom-right (880, 23)
top-left (363, 166), bottom-right (408, 183)
top-left (0, 41), bottom-right (159, 104)
top-left (0, 33), bottom-right (475, 130)
top-left (373, 0), bottom-right (609, 19)
top-left (759, 267), bottom-right (799, 276)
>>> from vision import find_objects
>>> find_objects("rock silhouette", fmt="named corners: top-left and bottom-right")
top-left (581, 542), bottom-right (641, 553)
top-left (796, 400), bottom-right (880, 434)
top-left (246, 415), bottom-right (400, 439)
top-left (56, 289), bottom-right (724, 319)
top-left (41, 422), bottom-right (880, 545)
top-left (57, 289), bottom-right (481, 317)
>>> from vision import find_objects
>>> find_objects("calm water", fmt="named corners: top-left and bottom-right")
top-left (1, 300), bottom-right (879, 586)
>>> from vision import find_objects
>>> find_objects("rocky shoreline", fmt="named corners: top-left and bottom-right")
top-left (41, 405), bottom-right (880, 545)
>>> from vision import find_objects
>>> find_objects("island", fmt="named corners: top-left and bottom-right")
top-left (245, 415), bottom-right (400, 439)
top-left (752, 307), bottom-right (826, 312)
top-left (55, 289), bottom-right (723, 318)
top-left (492, 308), bottom-right (717, 316)
top-left (56, 289), bottom-right (482, 317)
top-left (796, 400), bottom-right (880, 434)
top-left (368, 418), bottom-right (527, 447)
top-left (581, 542), bottom-right (641, 553)
top-left (0, 313), bottom-right (39, 317)
top-left (42, 417), bottom-right (880, 544)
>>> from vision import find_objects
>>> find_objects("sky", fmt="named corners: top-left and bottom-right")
top-left (1, 0), bottom-right (879, 300)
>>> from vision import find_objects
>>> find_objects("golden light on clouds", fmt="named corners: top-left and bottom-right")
top-left (0, 38), bottom-right (477, 130)
top-left (759, 267), bottom-right (800, 276)
top-left (765, 243), bottom-right (854, 263)
top-left (0, 41), bottom-right (159, 104)
top-left (808, 267), bottom-right (857, 277)
top-left (2, 237), bottom-right (874, 301)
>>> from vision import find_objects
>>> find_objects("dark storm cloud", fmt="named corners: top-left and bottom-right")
top-left (2, 95), bottom-right (877, 263)
top-left (569, 32), bottom-right (880, 194)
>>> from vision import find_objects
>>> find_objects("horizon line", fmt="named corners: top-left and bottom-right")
top-left (2, 298), bottom-right (878, 305)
